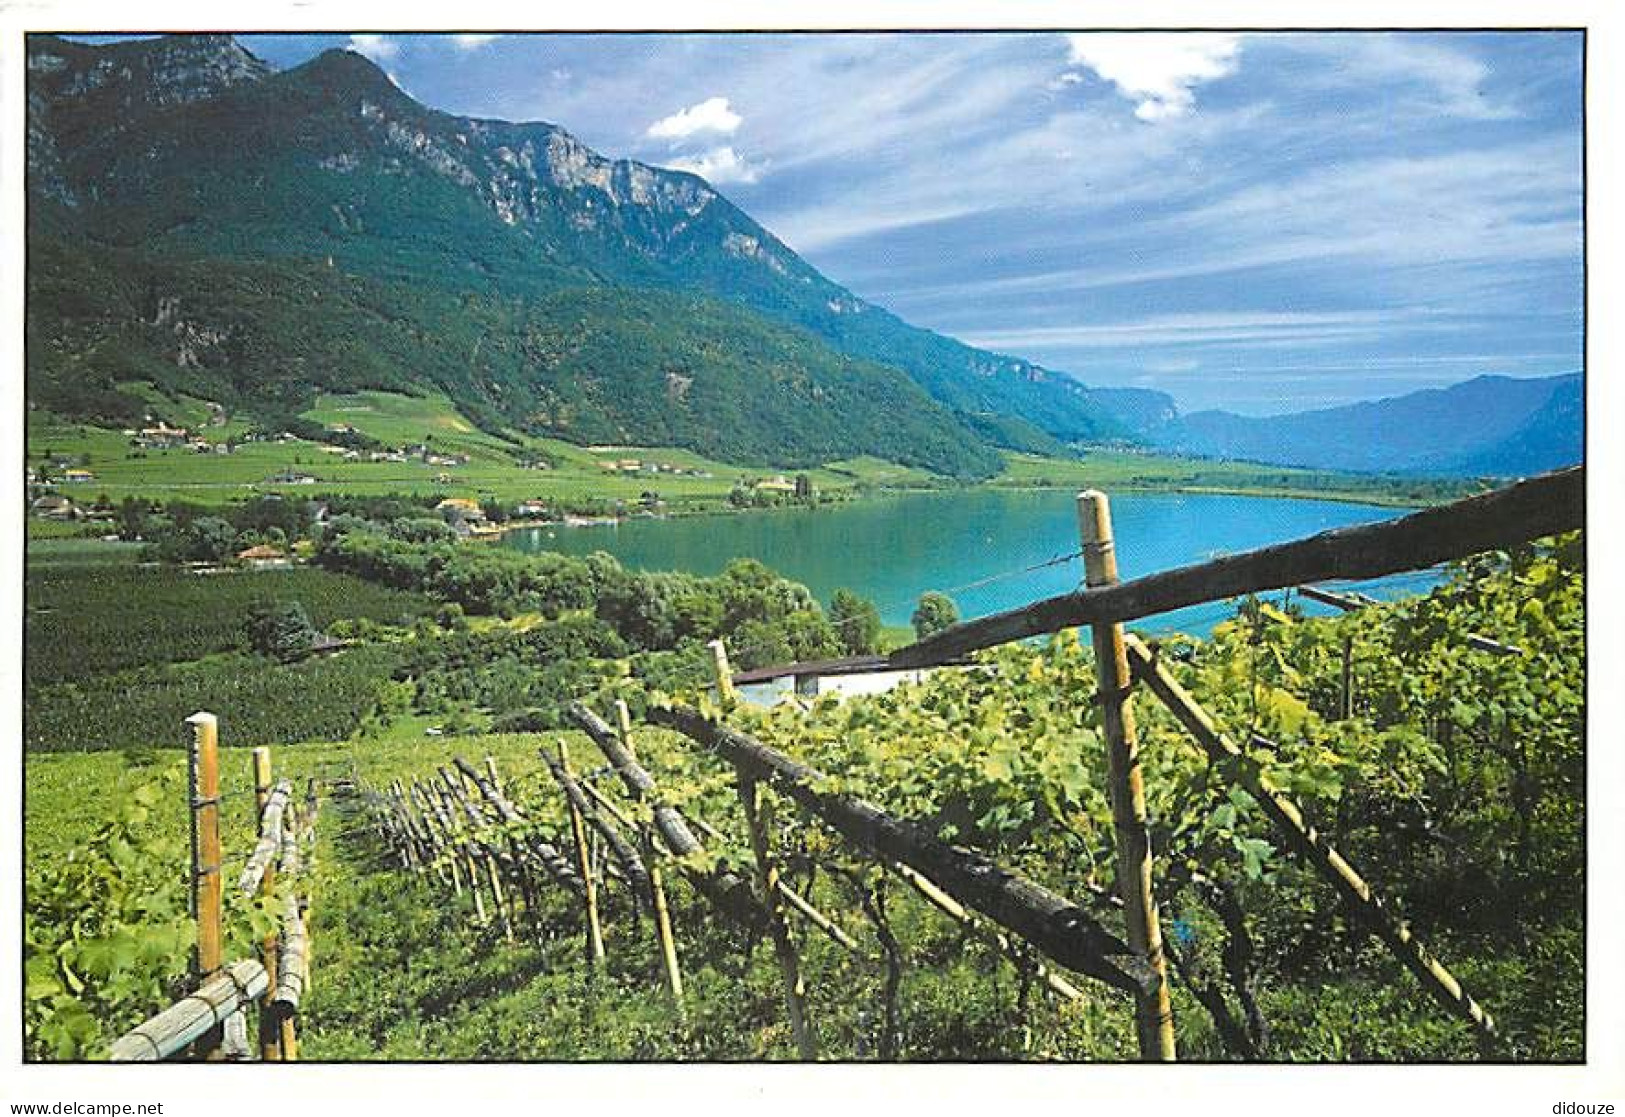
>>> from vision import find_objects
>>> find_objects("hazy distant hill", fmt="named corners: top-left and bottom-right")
top-left (1148, 373), bottom-right (1581, 476)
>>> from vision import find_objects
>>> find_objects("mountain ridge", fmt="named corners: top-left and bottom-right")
top-left (1150, 372), bottom-right (1582, 475)
top-left (26, 34), bottom-right (1583, 480)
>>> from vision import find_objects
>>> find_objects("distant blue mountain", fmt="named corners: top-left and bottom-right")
top-left (1146, 373), bottom-right (1582, 476)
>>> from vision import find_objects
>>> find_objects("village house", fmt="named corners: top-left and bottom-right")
top-left (435, 497), bottom-right (487, 536)
top-left (30, 494), bottom-right (81, 520)
top-left (515, 499), bottom-right (550, 518)
top-left (62, 468), bottom-right (96, 484)
top-left (753, 475), bottom-right (797, 495)
top-left (235, 544), bottom-right (291, 570)
top-left (133, 421), bottom-right (189, 449)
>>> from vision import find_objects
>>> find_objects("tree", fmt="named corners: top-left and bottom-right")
top-left (795, 473), bottom-right (814, 501)
top-left (246, 600), bottom-right (318, 662)
top-left (829, 588), bottom-right (882, 655)
top-left (911, 591), bottom-right (959, 640)
top-left (116, 497), bottom-right (149, 542)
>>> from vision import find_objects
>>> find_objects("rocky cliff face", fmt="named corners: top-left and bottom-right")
top-left (28, 35), bottom-right (272, 205)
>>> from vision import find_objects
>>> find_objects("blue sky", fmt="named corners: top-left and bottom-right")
top-left (93, 31), bottom-right (1584, 415)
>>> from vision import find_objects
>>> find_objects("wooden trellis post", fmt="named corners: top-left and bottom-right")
top-left (612, 704), bottom-right (685, 1010)
top-left (738, 774), bottom-right (817, 1060)
top-left (483, 757), bottom-right (535, 924)
top-left (251, 747), bottom-right (282, 1061)
top-left (559, 741), bottom-right (607, 965)
top-left (709, 639), bottom-right (737, 703)
top-left (1077, 491), bottom-right (1177, 1062)
top-left (185, 711), bottom-right (225, 1060)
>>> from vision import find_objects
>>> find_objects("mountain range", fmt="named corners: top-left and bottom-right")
top-left (25, 34), bottom-right (1582, 479)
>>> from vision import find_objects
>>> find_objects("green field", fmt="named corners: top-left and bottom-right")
top-left (991, 451), bottom-right (1483, 507)
top-left (25, 390), bottom-right (1477, 517)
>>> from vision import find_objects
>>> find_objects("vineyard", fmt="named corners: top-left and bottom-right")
top-left (22, 469), bottom-right (1585, 1061)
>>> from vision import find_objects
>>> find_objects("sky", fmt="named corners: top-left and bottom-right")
top-left (92, 31), bottom-right (1584, 416)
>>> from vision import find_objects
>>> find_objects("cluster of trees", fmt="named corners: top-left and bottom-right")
top-left (120, 493), bottom-right (321, 562)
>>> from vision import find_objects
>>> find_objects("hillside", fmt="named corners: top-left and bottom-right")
top-left (25, 34), bottom-right (1128, 471)
top-left (25, 234), bottom-right (1002, 477)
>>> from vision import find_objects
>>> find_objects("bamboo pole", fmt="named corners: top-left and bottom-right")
top-left (560, 741), bottom-right (607, 965)
top-left (738, 774), bottom-right (816, 1059)
top-left (891, 863), bottom-right (1083, 1002)
top-left (648, 855), bottom-right (685, 1009)
top-left (1124, 635), bottom-right (1497, 1040)
top-left (1077, 491), bottom-right (1176, 1061)
top-left (1340, 635), bottom-right (1355, 721)
top-left (709, 638), bottom-right (737, 703)
top-left (185, 712), bottom-right (225, 1059)
top-left (609, 703), bottom-right (684, 1004)
top-left (251, 749), bottom-right (282, 1061)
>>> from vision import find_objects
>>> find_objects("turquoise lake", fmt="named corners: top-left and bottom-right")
top-left (503, 490), bottom-right (1440, 637)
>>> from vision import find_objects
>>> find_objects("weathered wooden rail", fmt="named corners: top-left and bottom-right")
top-left (107, 960), bottom-right (270, 1062)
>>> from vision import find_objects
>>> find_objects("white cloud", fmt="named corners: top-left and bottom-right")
top-left (963, 310), bottom-right (1399, 353)
top-left (450, 34), bottom-right (500, 52)
top-left (665, 146), bottom-right (764, 185)
top-left (646, 96), bottom-right (743, 141)
top-left (348, 34), bottom-right (399, 63)
top-left (1063, 33), bottom-right (1243, 121)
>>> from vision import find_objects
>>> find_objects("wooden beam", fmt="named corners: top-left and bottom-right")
top-left (558, 742), bottom-right (607, 965)
top-left (648, 702), bottom-right (1156, 997)
top-left (887, 466), bottom-right (1582, 669)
